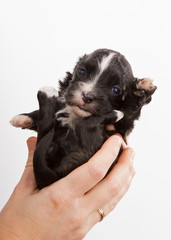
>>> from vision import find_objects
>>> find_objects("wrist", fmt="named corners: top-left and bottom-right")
top-left (0, 220), bottom-right (40, 240)
top-left (0, 210), bottom-right (39, 240)
top-left (0, 220), bottom-right (20, 240)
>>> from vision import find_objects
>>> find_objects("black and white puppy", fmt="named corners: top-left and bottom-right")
top-left (10, 49), bottom-right (157, 189)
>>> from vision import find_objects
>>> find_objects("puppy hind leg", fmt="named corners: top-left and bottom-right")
top-left (10, 114), bottom-right (33, 129)
top-left (10, 110), bottom-right (40, 131)
top-left (46, 142), bottom-right (64, 168)
top-left (54, 150), bottom-right (89, 180)
top-left (37, 88), bottom-right (58, 141)
top-left (10, 86), bottom-right (59, 132)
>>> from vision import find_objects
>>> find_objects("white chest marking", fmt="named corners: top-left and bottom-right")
top-left (56, 106), bottom-right (78, 130)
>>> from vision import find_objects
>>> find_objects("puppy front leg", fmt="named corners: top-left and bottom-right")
top-left (45, 121), bottom-right (68, 169)
top-left (104, 110), bottom-right (124, 137)
top-left (104, 110), bottom-right (124, 124)
top-left (75, 110), bottom-right (124, 149)
top-left (75, 116), bottom-right (106, 151)
top-left (76, 109), bottom-right (123, 131)
top-left (133, 78), bottom-right (157, 105)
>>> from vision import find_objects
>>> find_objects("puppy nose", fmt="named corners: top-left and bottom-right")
top-left (82, 92), bottom-right (94, 103)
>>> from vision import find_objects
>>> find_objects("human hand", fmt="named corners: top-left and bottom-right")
top-left (0, 135), bottom-right (135, 240)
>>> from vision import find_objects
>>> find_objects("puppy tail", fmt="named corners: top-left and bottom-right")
top-left (33, 130), bottom-right (59, 189)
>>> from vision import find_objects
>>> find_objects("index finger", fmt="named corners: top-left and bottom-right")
top-left (51, 134), bottom-right (127, 198)
top-left (17, 137), bottom-right (37, 194)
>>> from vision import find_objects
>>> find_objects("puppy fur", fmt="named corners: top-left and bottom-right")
top-left (10, 49), bottom-right (157, 189)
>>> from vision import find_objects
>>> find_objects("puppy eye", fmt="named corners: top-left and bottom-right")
top-left (112, 87), bottom-right (122, 95)
top-left (79, 69), bottom-right (86, 77)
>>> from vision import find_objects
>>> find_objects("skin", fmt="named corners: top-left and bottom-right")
top-left (0, 134), bottom-right (135, 240)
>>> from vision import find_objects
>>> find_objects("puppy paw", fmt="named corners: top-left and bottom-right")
top-left (134, 78), bottom-right (157, 97)
top-left (39, 87), bottom-right (58, 98)
top-left (10, 115), bottom-right (33, 128)
top-left (136, 78), bottom-right (157, 92)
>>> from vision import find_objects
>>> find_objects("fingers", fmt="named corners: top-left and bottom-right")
top-left (83, 147), bottom-right (135, 230)
top-left (51, 135), bottom-right (126, 198)
top-left (82, 147), bottom-right (135, 213)
top-left (17, 137), bottom-right (37, 194)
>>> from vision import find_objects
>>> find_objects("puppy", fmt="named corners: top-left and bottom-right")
top-left (10, 49), bottom-right (157, 189)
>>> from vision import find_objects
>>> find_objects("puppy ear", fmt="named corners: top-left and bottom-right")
top-left (133, 78), bottom-right (157, 105)
top-left (58, 72), bottom-right (73, 94)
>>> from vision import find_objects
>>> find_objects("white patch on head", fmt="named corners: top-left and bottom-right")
top-left (98, 52), bottom-right (116, 76)
top-left (92, 52), bottom-right (116, 84)
top-left (39, 87), bottom-right (58, 98)
top-left (114, 110), bottom-right (124, 122)
top-left (10, 115), bottom-right (33, 128)
top-left (82, 52), bottom-right (116, 93)
top-left (79, 81), bottom-right (96, 93)
top-left (71, 52), bottom-right (116, 105)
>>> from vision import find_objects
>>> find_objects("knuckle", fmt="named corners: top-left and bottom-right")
top-left (70, 214), bottom-right (85, 230)
top-left (88, 162), bottom-right (106, 181)
top-left (108, 181), bottom-right (121, 197)
top-left (47, 187), bottom-right (71, 206)
top-left (108, 199), bottom-right (118, 213)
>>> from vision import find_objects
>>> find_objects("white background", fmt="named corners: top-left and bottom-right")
top-left (0, 0), bottom-right (171, 239)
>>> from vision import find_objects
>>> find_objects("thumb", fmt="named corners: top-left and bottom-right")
top-left (18, 137), bottom-right (38, 193)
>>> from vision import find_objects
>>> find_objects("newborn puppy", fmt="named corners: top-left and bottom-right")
top-left (10, 49), bottom-right (157, 189)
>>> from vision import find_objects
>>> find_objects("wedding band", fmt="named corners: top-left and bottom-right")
top-left (97, 208), bottom-right (105, 222)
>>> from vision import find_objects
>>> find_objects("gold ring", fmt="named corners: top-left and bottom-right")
top-left (97, 208), bottom-right (105, 222)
